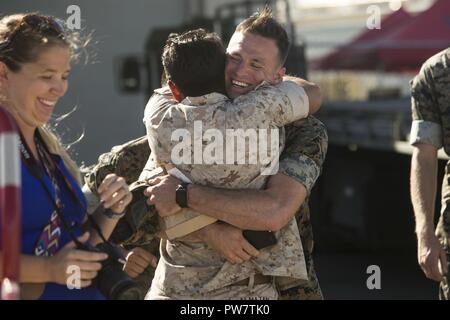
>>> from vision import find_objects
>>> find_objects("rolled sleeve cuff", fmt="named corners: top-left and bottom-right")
top-left (409, 120), bottom-right (443, 149)
top-left (278, 81), bottom-right (310, 120)
top-left (278, 155), bottom-right (320, 194)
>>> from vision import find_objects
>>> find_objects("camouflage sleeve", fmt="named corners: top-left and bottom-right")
top-left (84, 136), bottom-right (151, 190)
top-left (143, 86), bottom-right (176, 131)
top-left (279, 116), bottom-right (328, 194)
top-left (231, 81), bottom-right (309, 126)
top-left (145, 82), bottom-right (309, 135)
top-left (410, 58), bottom-right (443, 149)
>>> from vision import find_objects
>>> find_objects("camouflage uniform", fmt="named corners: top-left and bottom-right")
top-left (409, 48), bottom-right (450, 300)
top-left (84, 111), bottom-right (327, 300)
top-left (143, 82), bottom-right (310, 299)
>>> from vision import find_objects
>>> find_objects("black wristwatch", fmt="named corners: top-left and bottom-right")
top-left (175, 182), bottom-right (190, 208)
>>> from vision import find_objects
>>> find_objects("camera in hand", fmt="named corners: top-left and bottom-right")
top-left (80, 242), bottom-right (142, 300)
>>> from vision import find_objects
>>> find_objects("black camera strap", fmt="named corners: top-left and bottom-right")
top-left (19, 131), bottom-right (108, 249)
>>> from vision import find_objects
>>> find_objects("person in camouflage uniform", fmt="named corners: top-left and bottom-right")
top-left (143, 9), bottom-right (326, 299)
top-left (410, 48), bottom-right (450, 300)
top-left (278, 116), bottom-right (326, 300)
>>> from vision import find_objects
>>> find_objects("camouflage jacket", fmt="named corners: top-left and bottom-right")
top-left (410, 48), bottom-right (450, 243)
top-left (84, 117), bottom-right (328, 297)
top-left (143, 83), bottom-right (312, 297)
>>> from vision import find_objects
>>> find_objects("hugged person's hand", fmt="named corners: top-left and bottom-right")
top-left (144, 174), bottom-right (182, 217)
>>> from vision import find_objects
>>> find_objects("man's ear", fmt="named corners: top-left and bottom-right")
top-left (275, 66), bottom-right (286, 82)
top-left (168, 80), bottom-right (184, 102)
top-left (0, 61), bottom-right (10, 85)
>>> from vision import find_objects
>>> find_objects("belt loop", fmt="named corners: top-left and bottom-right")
top-left (248, 274), bottom-right (255, 290)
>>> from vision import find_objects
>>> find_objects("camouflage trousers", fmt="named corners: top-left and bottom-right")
top-left (438, 237), bottom-right (450, 300)
top-left (145, 270), bottom-right (323, 300)
top-left (437, 230), bottom-right (450, 300)
top-left (125, 240), bottom-right (322, 300)
top-left (140, 253), bottom-right (322, 300)
top-left (146, 276), bottom-right (278, 300)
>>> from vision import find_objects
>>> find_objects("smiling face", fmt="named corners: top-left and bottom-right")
top-left (0, 45), bottom-right (70, 135)
top-left (225, 31), bottom-right (286, 98)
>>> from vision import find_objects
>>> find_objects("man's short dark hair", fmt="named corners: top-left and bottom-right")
top-left (162, 28), bottom-right (226, 97)
top-left (235, 6), bottom-right (290, 65)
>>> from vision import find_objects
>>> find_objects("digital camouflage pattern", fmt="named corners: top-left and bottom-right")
top-left (437, 161), bottom-right (450, 300)
top-left (410, 48), bottom-right (450, 300)
top-left (143, 83), bottom-right (311, 298)
top-left (84, 117), bottom-right (327, 300)
top-left (148, 274), bottom-right (279, 300)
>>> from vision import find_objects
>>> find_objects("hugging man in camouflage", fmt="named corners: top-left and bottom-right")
top-left (142, 25), bottom-right (319, 299)
top-left (84, 8), bottom-right (327, 300)
top-left (410, 48), bottom-right (450, 300)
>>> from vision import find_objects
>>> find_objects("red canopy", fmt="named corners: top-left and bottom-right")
top-left (314, 0), bottom-right (450, 72)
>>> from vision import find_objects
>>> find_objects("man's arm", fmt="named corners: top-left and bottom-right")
top-left (411, 144), bottom-right (447, 281)
top-left (190, 172), bottom-right (306, 231)
top-left (283, 76), bottom-right (322, 114)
